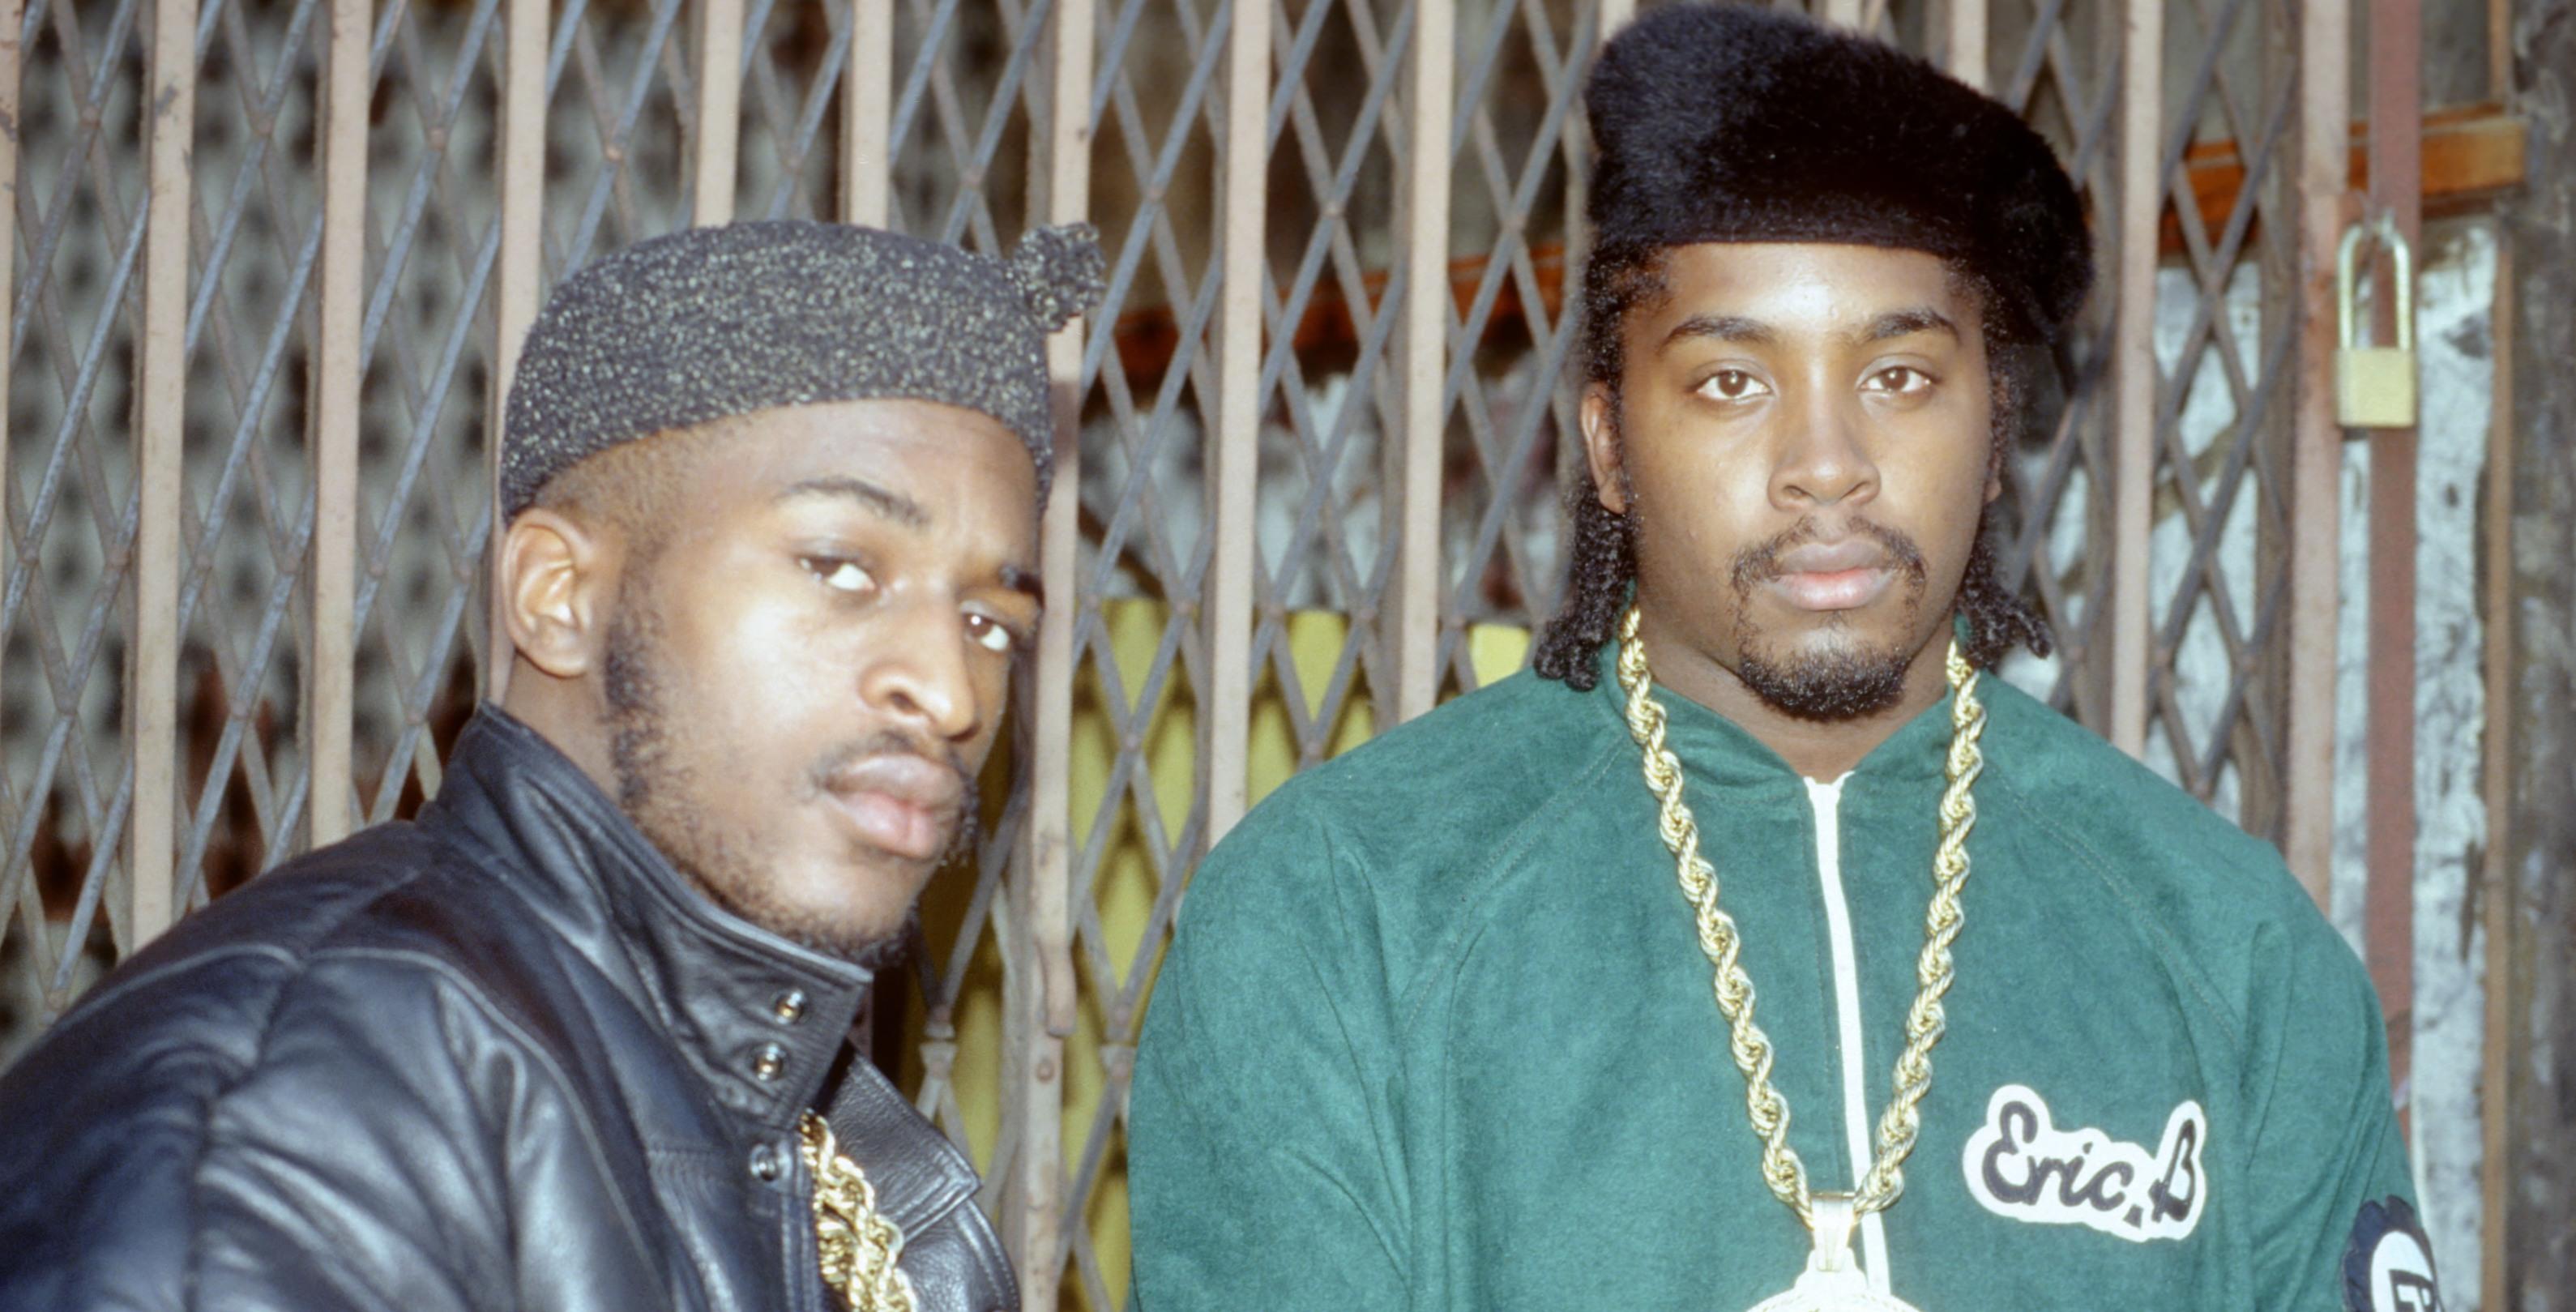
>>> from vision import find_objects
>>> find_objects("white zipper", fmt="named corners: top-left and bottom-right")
top-left (1805, 774), bottom-right (1894, 1295)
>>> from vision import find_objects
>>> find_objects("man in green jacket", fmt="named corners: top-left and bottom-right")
top-left (1127, 7), bottom-right (2434, 1311)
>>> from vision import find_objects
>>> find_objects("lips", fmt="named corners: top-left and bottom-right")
top-left (1766, 539), bottom-right (1896, 613)
top-left (820, 754), bottom-right (967, 861)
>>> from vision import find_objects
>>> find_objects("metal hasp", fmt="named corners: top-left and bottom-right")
top-left (2335, 215), bottom-right (2419, 429)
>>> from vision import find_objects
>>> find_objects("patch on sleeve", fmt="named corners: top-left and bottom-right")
top-left (1960, 1083), bottom-right (2207, 1241)
top-left (2342, 1197), bottom-right (2443, 1312)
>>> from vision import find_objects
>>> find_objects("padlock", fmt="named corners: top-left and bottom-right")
top-left (2335, 215), bottom-right (2417, 429)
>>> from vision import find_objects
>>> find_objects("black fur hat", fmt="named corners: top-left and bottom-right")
top-left (1584, 4), bottom-right (2092, 344)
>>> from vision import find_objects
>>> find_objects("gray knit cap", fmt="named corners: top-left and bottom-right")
top-left (501, 220), bottom-right (1105, 517)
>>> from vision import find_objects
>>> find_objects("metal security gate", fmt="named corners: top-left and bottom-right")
top-left (0, 0), bottom-right (2495, 1307)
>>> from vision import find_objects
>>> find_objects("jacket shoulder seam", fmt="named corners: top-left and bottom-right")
top-left (1985, 764), bottom-right (2247, 1053)
top-left (186, 946), bottom-right (664, 1301)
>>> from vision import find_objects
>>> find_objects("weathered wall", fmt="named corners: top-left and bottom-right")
top-left (2501, 0), bottom-right (2576, 1304)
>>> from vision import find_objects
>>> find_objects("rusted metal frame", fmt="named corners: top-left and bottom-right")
top-left (1421, 0), bottom-right (1576, 647)
top-left (882, 0), bottom-right (968, 234)
top-left (742, 2), bottom-right (848, 221)
top-left (1072, 130), bottom-right (1227, 626)
top-left (1071, 275), bottom-right (1224, 649)
top-left (2361, 0), bottom-right (2421, 1119)
top-left (1076, 283), bottom-right (1220, 613)
top-left (922, 0), bottom-right (1051, 253)
top-left (2106, 0), bottom-right (2163, 759)
top-left (1431, 0), bottom-right (1583, 650)
top-left (1255, 0), bottom-right (1402, 579)
top-left (6, 0), bottom-right (143, 366)
top-left (844, 0), bottom-right (893, 225)
top-left (0, 2), bottom-right (150, 947)
top-left (350, 235), bottom-right (508, 827)
top-left (2140, 353), bottom-right (2302, 801)
top-left (1395, 0), bottom-right (1455, 723)
top-left (1532, 0), bottom-right (1602, 641)
top-left (305, 0), bottom-right (371, 848)
top-left (167, 230), bottom-right (330, 894)
top-left (0, 219), bottom-right (151, 932)
top-left (1434, 0), bottom-right (1586, 658)
top-left (130, 0), bottom-right (204, 949)
top-left (2283, 0), bottom-right (2352, 908)
top-left (691, 0), bottom-right (745, 224)
top-left (2476, 222), bottom-right (2511, 1312)
top-left (1204, 0), bottom-right (1271, 844)
top-left (2138, 95), bottom-right (2296, 653)
top-left (485, 0), bottom-right (549, 700)
top-left (2134, 14), bottom-right (2296, 797)
top-left (558, 0), bottom-right (690, 275)
top-left (1248, 0), bottom-right (1404, 622)
top-left (1014, 0), bottom-right (1090, 1297)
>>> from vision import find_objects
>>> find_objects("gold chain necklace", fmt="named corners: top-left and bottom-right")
top-left (1613, 605), bottom-right (1985, 1312)
top-left (797, 1110), bottom-right (917, 1312)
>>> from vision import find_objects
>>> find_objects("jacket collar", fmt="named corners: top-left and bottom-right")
top-left (1583, 637), bottom-right (1958, 788)
top-left (420, 707), bottom-right (873, 1134)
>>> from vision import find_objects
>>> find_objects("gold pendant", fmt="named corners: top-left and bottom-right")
top-left (1745, 1195), bottom-right (1923, 1312)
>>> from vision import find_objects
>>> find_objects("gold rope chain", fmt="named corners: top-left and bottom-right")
top-left (1613, 604), bottom-right (1986, 1227)
top-left (796, 1110), bottom-right (917, 1312)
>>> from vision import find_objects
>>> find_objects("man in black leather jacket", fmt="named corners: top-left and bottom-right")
top-left (0, 220), bottom-right (1102, 1312)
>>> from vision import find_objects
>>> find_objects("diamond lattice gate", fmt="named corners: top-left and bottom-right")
top-left (0, 2), bottom-right (2390, 1309)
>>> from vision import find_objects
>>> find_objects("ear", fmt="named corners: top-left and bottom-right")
top-left (499, 507), bottom-right (616, 680)
top-left (1580, 383), bottom-right (1631, 517)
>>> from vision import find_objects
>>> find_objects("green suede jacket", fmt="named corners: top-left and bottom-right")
top-left (1128, 654), bottom-right (2431, 1311)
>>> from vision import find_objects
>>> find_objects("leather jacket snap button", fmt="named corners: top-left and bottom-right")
top-left (751, 1043), bottom-right (787, 1082)
top-left (748, 1144), bottom-right (780, 1182)
top-left (771, 989), bottom-right (807, 1024)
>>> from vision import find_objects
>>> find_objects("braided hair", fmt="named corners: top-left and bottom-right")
top-left (1531, 242), bottom-right (2055, 690)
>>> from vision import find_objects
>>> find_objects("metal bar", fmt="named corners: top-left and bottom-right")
top-left (2284, 0), bottom-right (2353, 908)
top-left (1600, 0), bottom-right (1634, 37)
top-left (1205, 0), bottom-right (1268, 843)
top-left (307, 0), bottom-right (369, 848)
top-left (2479, 220), bottom-right (2514, 1312)
top-left (693, 0), bottom-right (744, 224)
top-left (1946, 0), bottom-right (1988, 92)
top-left (487, 0), bottom-right (547, 701)
top-left (130, 0), bottom-right (199, 948)
top-left (1015, 0), bottom-right (1090, 1303)
top-left (1820, 0), bottom-right (1864, 29)
top-left (1394, 0), bottom-right (1453, 724)
top-left (2107, 0), bottom-right (2162, 759)
top-left (2364, 0), bottom-right (2421, 1124)
top-left (844, 0), bottom-right (893, 224)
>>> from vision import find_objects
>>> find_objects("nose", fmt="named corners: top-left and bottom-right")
top-left (1767, 385), bottom-right (1879, 511)
top-left (857, 600), bottom-right (985, 744)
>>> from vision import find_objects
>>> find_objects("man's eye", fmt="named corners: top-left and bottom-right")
top-left (967, 614), bottom-right (1016, 655)
top-left (1869, 365), bottom-right (1931, 394)
top-left (806, 558), bottom-right (877, 594)
top-left (1698, 370), bottom-right (1768, 401)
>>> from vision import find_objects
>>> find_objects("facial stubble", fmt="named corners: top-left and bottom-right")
top-left (600, 588), bottom-right (964, 970)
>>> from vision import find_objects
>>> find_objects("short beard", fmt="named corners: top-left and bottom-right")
top-left (1726, 518), bottom-right (1931, 722)
top-left (599, 589), bottom-right (929, 968)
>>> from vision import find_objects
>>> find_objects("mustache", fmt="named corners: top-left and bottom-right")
top-left (1728, 517), bottom-right (1929, 598)
top-left (805, 733), bottom-right (975, 824)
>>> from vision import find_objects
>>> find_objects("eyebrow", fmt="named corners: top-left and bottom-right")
top-left (1660, 313), bottom-right (1779, 350)
top-left (775, 476), bottom-right (931, 529)
top-left (1848, 307), bottom-right (1960, 345)
top-left (1658, 306), bottom-right (1963, 353)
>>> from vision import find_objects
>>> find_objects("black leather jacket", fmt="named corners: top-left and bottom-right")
top-left (0, 709), bottom-right (1015, 1312)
